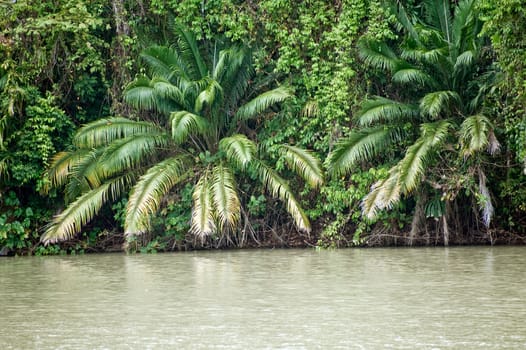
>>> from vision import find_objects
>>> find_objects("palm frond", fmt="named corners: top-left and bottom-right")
top-left (328, 127), bottom-right (405, 177)
top-left (211, 163), bottom-right (240, 232)
top-left (125, 156), bottom-right (189, 236)
top-left (45, 150), bottom-right (88, 190)
top-left (397, 138), bottom-right (430, 195)
top-left (301, 100), bottom-right (319, 118)
top-left (255, 160), bottom-right (310, 233)
top-left (453, 50), bottom-right (474, 72)
top-left (425, 196), bottom-right (446, 218)
top-left (191, 171), bottom-right (216, 238)
top-left (74, 117), bottom-right (161, 148)
top-left (219, 134), bottom-right (256, 169)
top-left (151, 78), bottom-right (186, 105)
top-left (194, 78), bottom-right (223, 113)
top-left (377, 170), bottom-right (402, 211)
top-left (421, 119), bottom-right (452, 146)
top-left (424, 0), bottom-right (452, 43)
top-left (213, 46), bottom-right (249, 85)
top-left (419, 90), bottom-right (461, 119)
top-left (357, 97), bottom-right (418, 127)
top-left (124, 76), bottom-right (161, 111)
top-left (212, 47), bottom-right (229, 83)
top-left (170, 110), bottom-right (210, 144)
top-left (388, 0), bottom-right (419, 42)
top-left (140, 45), bottom-right (184, 81)
top-left (452, 0), bottom-right (476, 53)
top-left (41, 175), bottom-right (131, 244)
top-left (392, 67), bottom-right (436, 87)
top-left (361, 169), bottom-right (401, 219)
top-left (124, 77), bottom-right (184, 114)
top-left (398, 120), bottom-right (450, 193)
top-left (0, 156), bottom-right (10, 181)
top-left (141, 45), bottom-right (203, 94)
top-left (460, 114), bottom-right (491, 157)
top-left (361, 179), bottom-right (384, 220)
top-left (174, 24), bottom-right (208, 79)
top-left (100, 133), bottom-right (168, 175)
top-left (214, 46), bottom-right (253, 110)
top-left (234, 86), bottom-right (292, 121)
top-left (401, 46), bottom-right (444, 65)
top-left (65, 148), bottom-right (107, 201)
top-left (279, 144), bottom-right (323, 188)
top-left (358, 39), bottom-right (399, 72)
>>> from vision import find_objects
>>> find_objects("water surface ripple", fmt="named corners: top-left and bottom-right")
top-left (1, 247), bottom-right (525, 349)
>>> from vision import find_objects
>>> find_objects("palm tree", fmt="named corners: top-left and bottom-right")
top-left (41, 26), bottom-right (323, 246)
top-left (328, 0), bottom-right (499, 243)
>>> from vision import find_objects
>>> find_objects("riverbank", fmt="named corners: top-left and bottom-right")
top-left (2, 224), bottom-right (525, 257)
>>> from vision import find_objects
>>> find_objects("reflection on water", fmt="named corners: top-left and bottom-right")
top-left (1, 247), bottom-right (526, 349)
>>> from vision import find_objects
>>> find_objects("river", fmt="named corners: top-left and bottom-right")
top-left (1, 247), bottom-right (525, 349)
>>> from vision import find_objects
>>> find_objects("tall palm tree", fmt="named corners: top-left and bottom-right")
top-left (328, 0), bottom-right (499, 241)
top-left (42, 26), bottom-right (323, 245)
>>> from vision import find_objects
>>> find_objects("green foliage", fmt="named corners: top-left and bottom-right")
top-left (0, 190), bottom-right (56, 254)
top-left (120, 182), bottom-right (195, 253)
top-left (4, 92), bottom-right (74, 186)
top-left (43, 28), bottom-right (323, 247)
top-left (253, 0), bottom-right (395, 152)
top-left (314, 167), bottom-right (411, 247)
top-left (0, 0), bottom-right (111, 119)
top-left (328, 0), bottom-right (501, 240)
top-left (478, 0), bottom-right (526, 233)
top-left (149, 0), bottom-right (243, 40)
top-left (33, 244), bottom-right (63, 256)
top-left (0, 0), bottom-right (523, 250)
top-left (0, 86), bottom-right (74, 254)
top-left (0, 0), bottom-right (118, 254)
top-left (479, 0), bottom-right (526, 161)
top-left (144, 0), bottom-right (394, 152)
top-left (0, 191), bottom-right (32, 250)
top-left (247, 194), bottom-right (267, 218)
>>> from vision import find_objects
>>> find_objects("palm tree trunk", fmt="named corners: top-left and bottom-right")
top-left (409, 190), bottom-right (427, 245)
top-left (442, 214), bottom-right (449, 246)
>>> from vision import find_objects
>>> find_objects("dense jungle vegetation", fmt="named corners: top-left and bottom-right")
top-left (0, 0), bottom-right (525, 255)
